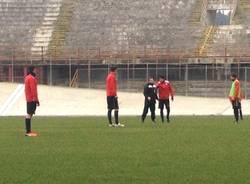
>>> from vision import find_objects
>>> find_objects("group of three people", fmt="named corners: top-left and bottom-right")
top-left (106, 66), bottom-right (174, 126)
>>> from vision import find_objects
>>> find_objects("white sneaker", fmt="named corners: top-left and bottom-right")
top-left (108, 124), bottom-right (115, 127)
top-left (117, 123), bottom-right (125, 127)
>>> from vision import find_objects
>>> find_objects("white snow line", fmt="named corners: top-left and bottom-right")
top-left (0, 84), bottom-right (24, 116)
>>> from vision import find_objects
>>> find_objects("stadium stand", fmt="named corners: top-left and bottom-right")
top-left (0, 0), bottom-right (250, 98)
top-left (65, 0), bottom-right (199, 53)
top-left (0, 0), bottom-right (62, 59)
top-left (0, 0), bottom-right (250, 60)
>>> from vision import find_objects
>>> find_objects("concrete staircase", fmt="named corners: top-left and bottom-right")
top-left (48, 0), bottom-right (74, 59)
top-left (192, 0), bottom-right (243, 57)
top-left (207, 0), bottom-right (238, 24)
top-left (196, 26), bottom-right (217, 56)
top-left (0, 0), bottom-right (51, 59)
top-left (188, 0), bottom-right (208, 26)
top-left (31, 0), bottom-right (62, 59)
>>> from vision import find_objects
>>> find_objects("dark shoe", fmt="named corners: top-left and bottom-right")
top-left (234, 120), bottom-right (239, 124)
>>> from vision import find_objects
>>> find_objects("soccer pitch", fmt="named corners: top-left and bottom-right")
top-left (0, 116), bottom-right (250, 184)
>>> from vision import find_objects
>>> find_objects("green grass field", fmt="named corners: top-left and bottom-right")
top-left (0, 116), bottom-right (250, 184)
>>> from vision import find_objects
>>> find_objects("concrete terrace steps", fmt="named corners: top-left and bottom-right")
top-left (188, 0), bottom-right (209, 27)
top-left (65, 0), bottom-right (197, 54)
top-left (209, 25), bottom-right (250, 55)
top-left (0, 0), bottom-right (61, 57)
top-left (30, 0), bottom-right (62, 57)
top-left (48, 0), bottom-right (74, 58)
top-left (196, 26), bottom-right (217, 57)
top-left (233, 0), bottom-right (250, 24)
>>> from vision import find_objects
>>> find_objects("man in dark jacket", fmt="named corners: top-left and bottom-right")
top-left (141, 77), bottom-right (158, 123)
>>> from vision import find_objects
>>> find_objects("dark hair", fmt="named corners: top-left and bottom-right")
top-left (27, 66), bottom-right (35, 74)
top-left (159, 75), bottom-right (165, 80)
top-left (231, 73), bottom-right (237, 78)
top-left (110, 65), bottom-right (117, 72)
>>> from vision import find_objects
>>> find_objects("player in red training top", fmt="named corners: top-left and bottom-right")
top-left (24, 66), bottom-right (40, 137)
top-left (106, 66), bottom-right (124, 127)
top-left (156, 75), bottom-right (174, 123)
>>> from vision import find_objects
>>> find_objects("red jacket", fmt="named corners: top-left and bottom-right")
top-left (106, 72), bottom-right (117, 96)
top-left (156, 80), bottom-right (174, 100)
top-left (25, 74), bottom-right (39, 102)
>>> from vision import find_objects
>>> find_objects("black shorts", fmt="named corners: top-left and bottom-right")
top-left (232, 100), bottom-right (240, 109)
top-left (27, 102), bottom-right (37, 115)
top-left (107, 96), bottom-right (119, 110)
top-left (159, 99), bottom-right (170, 109)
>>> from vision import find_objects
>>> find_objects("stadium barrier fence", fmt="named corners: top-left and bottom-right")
top-left (0, 62), bottom-right (249, 98)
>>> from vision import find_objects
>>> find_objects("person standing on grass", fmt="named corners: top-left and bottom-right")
top-left (156, 75), bottom-right (174, 123)
top-left (106, 66), bottom-right (124, 127)
top-left (141, 77), bottom-right (158, 123)
top-left (24, 66), bottom-right (40, 136)
top-left (229, 73), bottom-right (243, 123)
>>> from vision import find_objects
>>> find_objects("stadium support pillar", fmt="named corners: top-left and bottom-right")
top-left (237, 60), bottom-right (240, 76)
top-left (166, 64), bottom-right (169, 79)
top-left (156, 60), bottom-right (158, 79)
top-left (69, 59), bottom-right (72, 87)
top-left (24, 67), bottom-right (27, 78)
top-left (205, 65), bottom-right (208, 97)
top-left (49, 59), bottom-right (52, 86)
top-left (127, 63), bottom-right (129, 89)
top-left (146, 64), bottom-right (149, 80)
top-left (8, 66), bottom-right (13, 82)
top-left (88, 61), bottom-right (91, 88)
top-left (39, 67), bottom-right (44, 84)
top-left (41, 46), bottom-right (44, 62)
top-left (0, 65), bottom-right (3, 81)
top-left (185, 64), bottom-right (188, 96)
top-left (245, 67), bottom-right (247, 99)
top-left (178, 60), bottom-right (182, 80)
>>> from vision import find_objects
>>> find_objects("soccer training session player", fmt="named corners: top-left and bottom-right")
top-left (157, 75), bottom-right (174, 123)
top-left (24, 66), bottom-right (40, 137)
top-left (106, 66), bottom-right (124, 127)
top-left (229, 73), bottom-right (243, 123)
top-left (141, 77), bottom-right (158, 123)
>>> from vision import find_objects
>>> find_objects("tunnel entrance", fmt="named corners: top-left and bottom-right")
top-left (207, 9), bottom-right (231, 25)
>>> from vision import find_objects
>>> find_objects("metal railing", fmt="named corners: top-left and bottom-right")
top-left (0, 62), bottom-right (249, 98)
top-left (1, 46), bottom-right (250, 63)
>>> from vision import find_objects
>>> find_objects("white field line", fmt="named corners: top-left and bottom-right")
top-left (0, 84), bottom-right (24, 116)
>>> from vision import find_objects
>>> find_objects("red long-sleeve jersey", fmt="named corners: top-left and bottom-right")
top-left (156, 80), bottom-right (174, 100)
top-left (106, 72), bottom-right (117, 97)
top-left (25, 74), bottom-right (39, 102)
